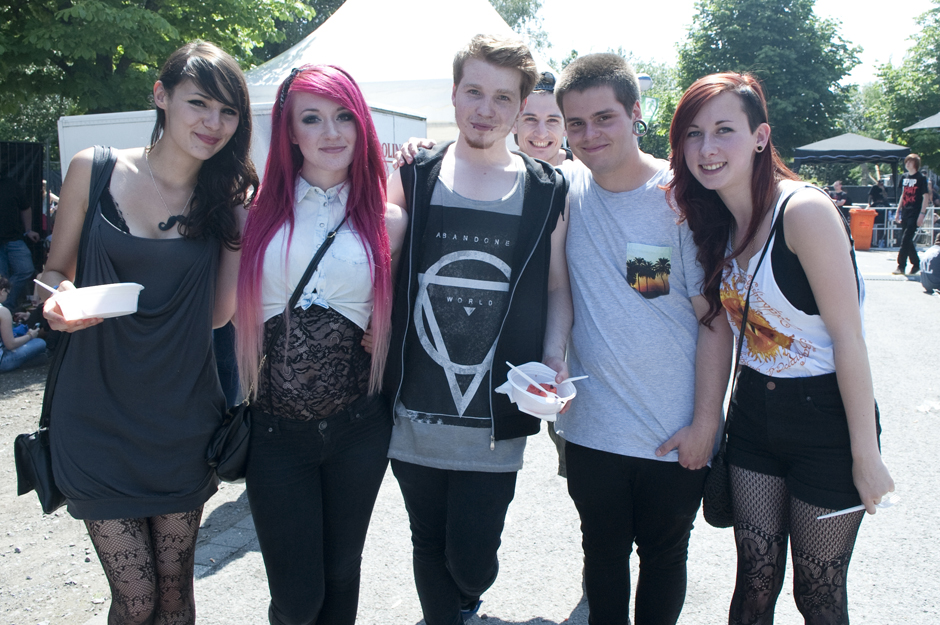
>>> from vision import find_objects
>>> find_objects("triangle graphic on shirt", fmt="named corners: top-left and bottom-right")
top-left (464, 307), bottom-right (476, 316)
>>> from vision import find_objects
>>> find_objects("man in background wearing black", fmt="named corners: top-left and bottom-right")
top-left (0, 170), bottom-right (39, 310)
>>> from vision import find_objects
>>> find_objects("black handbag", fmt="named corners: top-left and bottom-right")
top-left (206, 215), bottom-right (348, 482)
top-left (702, 189), bottom-right (798, 529)
top-left (14, 146), bottom-right (116, 515)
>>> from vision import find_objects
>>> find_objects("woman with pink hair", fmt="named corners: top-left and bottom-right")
top-left (236, 64), bottom-right (406, 625)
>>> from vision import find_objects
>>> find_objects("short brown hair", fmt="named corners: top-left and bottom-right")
top-left (453, 34), bottom-right (539, 101)
top-left (555, 53), bottom-right (640, 117)
top-left (906, 153), bottom-right (922, 170)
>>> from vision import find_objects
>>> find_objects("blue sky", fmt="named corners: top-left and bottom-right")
top-left (539, 0), bottom-right (934, 85)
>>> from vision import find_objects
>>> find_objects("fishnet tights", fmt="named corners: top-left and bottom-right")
top-left (728, 466), bottom-right (863, 625)
top-left (85, 508), bottom-right (203, 625)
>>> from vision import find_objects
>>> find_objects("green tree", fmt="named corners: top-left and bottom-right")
top-left (632, 58), bottom-right (682, 161)
top-left (490, 0), bottom-right (550, 52)
top-left (253, 0), bottom-right (344, 63)
top-left (0, 95), bottom-right (81, 160)
top-left (0, 0), bottom-right (314, 115)
top-left (677, 0), bottom-right (860, 157)
top-left (876, 0), bottom-right (940, 169)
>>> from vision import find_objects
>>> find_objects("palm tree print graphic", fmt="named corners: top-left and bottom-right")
top-left (625, 244), bottom-right (671, 299)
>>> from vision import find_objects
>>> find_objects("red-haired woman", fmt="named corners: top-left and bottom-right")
top-left (236, 64), bottom-right (406, 625)
top-left (667, 73), bottom-right (894, 624)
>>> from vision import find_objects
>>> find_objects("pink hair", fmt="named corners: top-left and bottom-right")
top-left (236, 64), bottom-right (391, 397)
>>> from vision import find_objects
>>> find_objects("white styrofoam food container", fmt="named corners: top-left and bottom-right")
top-left (503, 362), bottom-right (577, 421)
top-left (53, 283), bottom-right (144, 321)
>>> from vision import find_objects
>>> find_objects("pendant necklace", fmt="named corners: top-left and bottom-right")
top-left (146, 149), bottom-right (195, 232)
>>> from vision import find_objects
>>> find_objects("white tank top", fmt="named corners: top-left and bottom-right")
top-left (260, 179), bottom-right (374, 329)
top-left (720, 182), bottom-right (865, 378)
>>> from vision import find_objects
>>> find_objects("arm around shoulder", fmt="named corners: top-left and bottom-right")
top-left (387, 166), bottom-right (407, 211)
top-left (385, 202), bottom-right (408, 280)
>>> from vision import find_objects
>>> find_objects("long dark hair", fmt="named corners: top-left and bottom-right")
top-left (150, 41), bottom-right (258, 250)
top-left (667, 72), bottom-right (798, 326)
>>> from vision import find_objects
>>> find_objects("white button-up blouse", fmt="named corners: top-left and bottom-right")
top-left (260, 178), bottom-right (374, 330)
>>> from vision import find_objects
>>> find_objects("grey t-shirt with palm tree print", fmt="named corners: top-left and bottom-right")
top-left (554, 160), bottom-right (708, 462)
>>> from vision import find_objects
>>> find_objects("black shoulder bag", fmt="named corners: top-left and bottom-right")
top-left (207, 214), bottom-right (348, 482)
top-left (14, 146), bottom-right (116, 515)
top-left (702, 189), bottom-right (799, 528)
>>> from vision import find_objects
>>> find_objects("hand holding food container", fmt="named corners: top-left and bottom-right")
top-left (496, 361), bottom-right (587, 421)
top-left (37, 279), bottom-right (144, 332)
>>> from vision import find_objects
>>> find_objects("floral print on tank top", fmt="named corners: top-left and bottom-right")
top-left (721, 265), bottom-right (815, 375)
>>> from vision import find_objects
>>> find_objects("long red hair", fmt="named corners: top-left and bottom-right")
top-left (666, 72), bottom-right (798, 326)
top-left (236, 65), bottom-right (391, 396)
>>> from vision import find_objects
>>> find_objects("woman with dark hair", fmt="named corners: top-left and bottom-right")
top-left (41, 41), bottom-right (257, 624)
top-left (667, 73), bottom-right (894, 624)
top-left (0, 275), bottom-right (46, 371)
top-left (236, 64), bottom-right (406, 625)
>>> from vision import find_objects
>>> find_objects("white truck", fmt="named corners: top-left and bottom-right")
top-left (58, 103), bottom-right (426, 178)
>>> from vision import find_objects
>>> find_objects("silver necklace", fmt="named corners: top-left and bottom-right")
top-left (145, 149), bottom-right (195, 232)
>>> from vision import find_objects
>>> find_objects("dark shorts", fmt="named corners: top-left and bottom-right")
top-left (726, 367), bottom-right (881, 510)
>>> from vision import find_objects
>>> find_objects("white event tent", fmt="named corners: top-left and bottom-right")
top-left (245, 0), bottom-right (550, 141)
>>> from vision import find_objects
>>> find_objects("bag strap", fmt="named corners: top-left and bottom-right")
top-left (721, 187), bottom-right (801, 439)
top-left (258, 214), bottom-right (349, 411)
top-left (39, 146), bottom-right (117, 429)
top-left (263, 213), bottom-right (348, 354)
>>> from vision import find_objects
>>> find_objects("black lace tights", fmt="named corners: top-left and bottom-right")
top-left (728, 467), bottom-right (863, 625)
top-left (85, 508), bottom-right (203, 625)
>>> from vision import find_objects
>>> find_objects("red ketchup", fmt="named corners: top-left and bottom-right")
top-left (525, 382), bottom-right (557, 397)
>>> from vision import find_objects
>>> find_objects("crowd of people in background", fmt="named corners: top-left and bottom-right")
top-left (4, 29), bottom-right (914, 625)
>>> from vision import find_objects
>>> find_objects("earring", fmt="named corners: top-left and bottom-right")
top-left (756, 144), bottom-right (764, 153)
top-left (633, 120), bottom-right (648, 137)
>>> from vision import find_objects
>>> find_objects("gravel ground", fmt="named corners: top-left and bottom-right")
top-left (2, 249), bottom-right (939, 625)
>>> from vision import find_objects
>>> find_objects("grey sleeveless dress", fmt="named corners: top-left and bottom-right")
top-left (50, 192), bottom-right (224, 520)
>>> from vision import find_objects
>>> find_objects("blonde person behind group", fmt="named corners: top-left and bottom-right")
top-left (40, 41), bottom-right (256, 625)
top-left (235, 64), bottom-right (406, 625)
top-left (667, 72), bottom-right (893, 624)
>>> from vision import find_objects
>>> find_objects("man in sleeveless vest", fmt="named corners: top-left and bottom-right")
top-left (544, 53), bottom-right (733, 625)
top-left (384, 35), bottom-right (570, 625)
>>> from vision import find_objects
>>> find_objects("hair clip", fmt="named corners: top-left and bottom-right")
top-left (278, 68), bottom-right (303, 112)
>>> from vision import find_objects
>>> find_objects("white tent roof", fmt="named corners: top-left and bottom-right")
top-left (245, 0), bottom-right (549, 140)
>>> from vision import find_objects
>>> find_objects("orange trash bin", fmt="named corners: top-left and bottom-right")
top-left (849, 208), bottom-right (877, 251)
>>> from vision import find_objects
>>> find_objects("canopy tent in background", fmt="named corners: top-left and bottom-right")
top-left (904, 112), bottom-right (940, 131)
top-left (792, 132), bottom-right (910, 192)
top-left (245, 0), bottom-right (551, 141)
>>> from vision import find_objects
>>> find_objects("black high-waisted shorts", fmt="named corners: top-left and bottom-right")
top-left (726, 366), bottom-right (881, 510)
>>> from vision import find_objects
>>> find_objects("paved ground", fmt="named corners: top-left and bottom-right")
top-left (3, 249), bottom-right (938, 624)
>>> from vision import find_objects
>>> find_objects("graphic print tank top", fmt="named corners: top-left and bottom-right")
top-left (720, 183), bottom-right (865, 377)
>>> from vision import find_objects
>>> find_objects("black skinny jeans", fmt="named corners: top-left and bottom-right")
top-left (566, 442), bottom-right (708, 625)
top-left (246, 395), bottom-right (392, 625)
top-left (897, 216), bottom-right (920, 271)
top-left (391, 460), bottom-right (517, 625)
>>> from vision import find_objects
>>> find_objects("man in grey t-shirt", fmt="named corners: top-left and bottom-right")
top-left (544, 54), bottom-right (733, 624)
